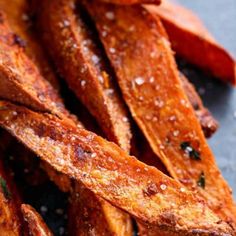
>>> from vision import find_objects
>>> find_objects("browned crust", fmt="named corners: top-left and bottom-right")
top-left (36, 0), bottom-right (131, 152)
top-left (0, 11), bottom-right (79, 127)
top-left (179, 73), bottom-right (219, 138)
top-left (85, 2), bottom-right (236, 227)
top-left (0, 0), bottom-right (59, 88)
top-left (21, 204), bottom-right (53, 236)
top-left (0, 101), bottom-right (234, 235)
top-left (146, 2), bottom-right (236, 85)
top-left (68, 182), bottom-right (133, 236)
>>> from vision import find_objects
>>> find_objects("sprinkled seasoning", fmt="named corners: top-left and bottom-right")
top-left (160, 184), bottom-right (167, 191)
top-left (91, 55), bottom-right (100, 64)
top-left (180, 142), bottom-right (201, 160)
top-left (149, 76), bottom-right (154, 83)
top-left (154, 99), bottom-right (164, 108)
top-left (109, 48), bottom-right (116, 54)
top-left (0, 176), bottom-right (11, 200)
top-left (197, 172), bottom-right (205, 189)
top-left (105, 11), bottom-right (115, 20)
top-left (134, 77), bottom-right (144, 85)
top-left (81, 80), bottom-right (86, 87)
top-left (173, 130), bottom-right (179, 137)
top-left (143, 183), bottom-right (158, 197)
top-left (13, 34), bottom-right (26, 48)
top-left (122, 117), bottom-right (128, 122)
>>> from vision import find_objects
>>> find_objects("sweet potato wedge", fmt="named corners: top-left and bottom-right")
top-left (85, 2), bottom-right (236, 226)
top-left (0, 0), bottom-right (59, 88)
top-left (0, 153), bottom-right (23, 235)
top-left (68, 182), bottom-right (132, 236)
top-left (36, 0), bottom-right (131, 152)
top-left (0, 101), bottom-right (234, 235)
top-left (0, 11), bottom-right (78, 126)
top-left (179, 73), bottom-right (218, 138)
top-left (146, 2), bottom-right (236, 85)
top-left (21, 204), bottom-right (53, 236)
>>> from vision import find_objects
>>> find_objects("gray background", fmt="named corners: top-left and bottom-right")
top-left (178, 0), bottom-right (236, 198)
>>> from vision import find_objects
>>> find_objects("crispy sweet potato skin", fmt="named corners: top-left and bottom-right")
top-left (146, 2), bottom-right (236, 85)
top-left (68, 182), bottom-right (132, 236)
top-left (179, 73), bottom-right (218, 138)
top-left (36, 0), bottom-right (131, 152)
top-left (0, 0), bottom-right (59, 88)
top-left (0, 101), bottom-right (234, 235)
top-left (21, 204), bottom-right (53, 236)
top-left (85, 2), bottom-right (236, 227)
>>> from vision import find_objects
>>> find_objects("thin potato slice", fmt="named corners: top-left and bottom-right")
top-left (21, 204), bottom-right (53, 236)
top-left (146, 2), bottom-right (236, 85)
top-left (179, 73), bottom-right (218, 138)
top-left (0, 101), bottom-right (234, 235)
top-left (85, 2), bottom-right (236, 226)
top-left (36, 0), bottom-right (131, 152)
top-left (0, 0), bottom-right (59, 88)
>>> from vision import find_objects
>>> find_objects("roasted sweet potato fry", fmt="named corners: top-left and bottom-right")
top-left (21, 204), bottom-right (53, 236)
top-left (146, 2), bottom-right (236, 85)
top-left (0, 101), bottom-right (234, 235)
top-left (0, 154), bottom-right (23, 235)
top-left (36, 0), bottom-right (131, 152)
top-left (68, 182), bottom-right (132, 236)
top-left (0, 10), bottom-right (133, 234)
top-left (0, 0), bottom-right (59, 88)
top-left (179, 73), bottom-right (218, 138)
top-left (0, 11), bottom-right (78, 126)
top-left (85, 2), bottom-right (236, 227)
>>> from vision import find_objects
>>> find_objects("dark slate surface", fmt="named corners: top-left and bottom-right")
top-left (178, 0), bottom-right (236, 198)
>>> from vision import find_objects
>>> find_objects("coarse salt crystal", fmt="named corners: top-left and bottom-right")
top-left (109, 48), bottom-right (116, 53)
top-left (81, 80), bottom-right (86, 87)
top-left (160, 184), bottom-right (167, 190)
top-left (91, 55), bottom-right (100, 64)
top-left (134, 77), bottom-right (144, 85)
top-left (105, 11), bottom-right (115, 20)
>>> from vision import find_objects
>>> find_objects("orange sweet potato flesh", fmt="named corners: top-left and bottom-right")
top-left (36, 0), bottom-right (131, 152)
top-left (0, 0), bottom-right (59, 89)
top-left (146, 2), bottom-right (236, 85)
top-left (21, 204), bottom-right (53, 236)
top-left (85, 2), bottom-right (236, 227)
top-left (0, 101), bottom-right (234, 235)
top-left (68, 182), bottom-right (132, 236)
top-left (179, 73), bottom-right (218, 138)
top-left (0, 11), bottom-right (78, 126)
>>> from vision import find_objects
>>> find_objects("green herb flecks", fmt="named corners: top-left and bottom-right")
top-left (180, 141), bottom-right (201, 160)
top-left (0, 176), bottom-right (12, 200)
top-left (197, 172), bottom-right (205, 189)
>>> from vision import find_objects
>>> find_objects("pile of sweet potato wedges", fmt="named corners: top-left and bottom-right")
top-left (0, 0), bottom-right (235, 235)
